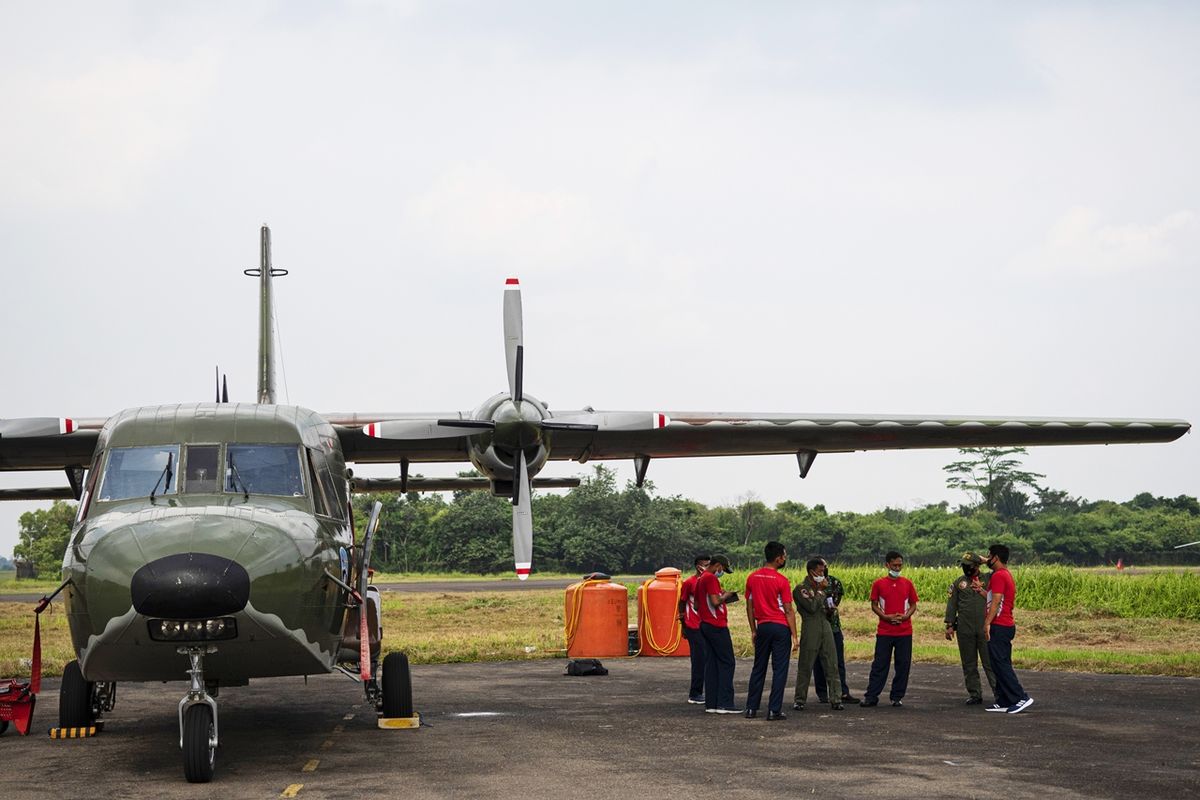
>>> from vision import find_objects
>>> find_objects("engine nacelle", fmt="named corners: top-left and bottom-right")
top-left (467, 392), bottom-right (550, 495)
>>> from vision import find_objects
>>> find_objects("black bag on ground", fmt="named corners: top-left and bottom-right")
top-left (565, 658), bottom-right (608, 676)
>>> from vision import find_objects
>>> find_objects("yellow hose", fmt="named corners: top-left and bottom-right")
top-left (563, 579), bottom-right (608, 650)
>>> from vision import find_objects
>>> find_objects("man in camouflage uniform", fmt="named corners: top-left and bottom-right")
top-left (944, 552), bottom-right (998, 705)
top-left (791, 558), bottom-right (843, 711)
top-left (812, 557), bottom-right (858, 704)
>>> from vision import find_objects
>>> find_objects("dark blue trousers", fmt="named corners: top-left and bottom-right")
top-left (745, 622), bottom-right (791, 714)
top-left (700, 622), bottom-right (736, 710)
top-left (987, 624), bottom-right (1029, 707)
top-left (813, 628), bottom-right (850, 700)
top-left (864, 634), bottom-right (912, 702)
top-left (682, 625), bottom-right (706, 700)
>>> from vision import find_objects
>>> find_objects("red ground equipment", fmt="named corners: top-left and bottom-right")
top-left (0, 591), bottom-right (55, 736)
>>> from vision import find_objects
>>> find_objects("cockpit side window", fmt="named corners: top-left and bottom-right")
top-left (225, 445), bottom-right (304, 497)
top-left (306, 449), bottom-right (331, 517)
top-left (306, 448), bottom-right (344, 520)
top-left (184, 445), bottom-right (220, 493)
top-left (75, 451), bottom-right (104, 523)
top-left (98, 446), bottom-right (179, 501)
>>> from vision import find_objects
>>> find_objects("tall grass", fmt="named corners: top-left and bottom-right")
top-left (719, 565), bottom-right (1200, 621)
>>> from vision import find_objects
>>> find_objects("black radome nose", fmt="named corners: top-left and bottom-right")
top-left (131, 553), bottom-right (250, 619)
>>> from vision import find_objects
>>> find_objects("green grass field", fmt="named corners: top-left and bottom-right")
top-left (4, 565), bottom-right (1199, 679)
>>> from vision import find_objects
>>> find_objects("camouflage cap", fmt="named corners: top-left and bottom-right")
top-left (960, 552), bottom-right (984, 567)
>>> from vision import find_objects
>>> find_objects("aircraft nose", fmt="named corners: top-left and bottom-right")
top-left (130, 552), bottom-right (251, 619)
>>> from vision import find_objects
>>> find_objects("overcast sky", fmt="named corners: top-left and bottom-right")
top-left (2, 2), bottom-right (1197, 560)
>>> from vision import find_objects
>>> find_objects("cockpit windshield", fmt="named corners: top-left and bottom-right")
top-left (225, 445), bottom-right (304, 497)
top-left (98, 446), bottom-right (179, 501)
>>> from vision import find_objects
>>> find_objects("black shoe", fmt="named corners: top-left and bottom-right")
top-left (816, 697), bottom-right (828, 704)
top-left (891, 700), bottom-right (904, 707)
top-left (791, 702), bottom-right (805, 711)
top-left (744, 709), bottom-right (758, 719)
top-left (859, 698), bottom-right (878, 707)
top-left (965, 697), bottom-right (983, 705)
top-left (767, 711), bottom-right (787, 721)
top-left (841, 693), bottom-right (859, 703)
top-left (831, 702), bottom-right (845, 711)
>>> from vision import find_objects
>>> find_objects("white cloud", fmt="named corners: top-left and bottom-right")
top-left (401, 163), bottom-right (609, 272)
top-left (0, 50), bottom-right (218, 211)
top-left (1010, 207), bottom-right (1198, 275)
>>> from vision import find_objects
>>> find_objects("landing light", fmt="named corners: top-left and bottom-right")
top-left (148, 617), bottom-right (237, 642)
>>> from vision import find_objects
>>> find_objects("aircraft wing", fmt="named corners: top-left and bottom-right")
top-left (330, 411), bottom-right (1190, 465)
top-left (0, 419), bottom-right (102, 471)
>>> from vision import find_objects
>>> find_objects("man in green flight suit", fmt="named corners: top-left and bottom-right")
top-left (944, 552), bottom-right (998, 706)
top-left (791, 558), bottom-right (843, 711)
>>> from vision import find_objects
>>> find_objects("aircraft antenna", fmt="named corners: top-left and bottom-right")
top-left (244, 224), bottom-right (288, 404)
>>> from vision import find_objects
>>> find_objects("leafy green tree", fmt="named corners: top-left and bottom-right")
top-left (944, 447), bottom-right (1045, 518)
top-left (13, 500), bottom-right (76, 578)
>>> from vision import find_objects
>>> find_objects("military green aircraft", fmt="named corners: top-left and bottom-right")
top-left (0, 226), bottom-right (1190, 782)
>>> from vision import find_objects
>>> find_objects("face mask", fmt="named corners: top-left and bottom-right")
top-left (714, 570), bottom-right (725, 578)
top-left (888, 569), bottom-right (901, 579)
top-left (813, 575), bottom-right (826, 584)
top-left (962, 565), bottom-right (978, 576)
top-left (779, 559), bottom-right (787, 569)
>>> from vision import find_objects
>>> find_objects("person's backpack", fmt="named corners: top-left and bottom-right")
top-left (565, 658), bottom-right (608, 676)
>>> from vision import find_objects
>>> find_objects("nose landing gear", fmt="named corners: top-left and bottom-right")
top-left (177, 646), bottom-right (218, 783)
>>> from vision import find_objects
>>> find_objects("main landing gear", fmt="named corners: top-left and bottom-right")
top-left (178, 646), bottom-right (218, 783)
top-left (59, 659), bottom-right (116, 728)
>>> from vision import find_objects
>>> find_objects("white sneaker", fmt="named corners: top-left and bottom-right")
top-left (1007, 697), bottom-right (1034, 714)
top-left (985, 703), bottom-right (1007, 712)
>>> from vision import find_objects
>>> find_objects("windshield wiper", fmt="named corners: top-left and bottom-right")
top-left (149, 452), bottom-right (174, 502)
top-left (228, 452), bottom-right (250, 501)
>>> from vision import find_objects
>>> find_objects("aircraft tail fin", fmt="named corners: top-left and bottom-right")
top-left (244, 225), bottom-right (288, 404)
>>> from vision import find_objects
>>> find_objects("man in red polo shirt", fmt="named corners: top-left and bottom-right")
top-left (861, 551), bottom-right (919, 708)
top-left (696, 554), bottom-right (740, 714)
top-left (743, 541), bottom-right (797, 720)
top-left (676, 554), bottom-right (710, 704)
top-left (984, 544), bottom-right (1034, 714)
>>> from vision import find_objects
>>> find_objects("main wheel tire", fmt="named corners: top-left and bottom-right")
top-left (182, 704), bottom-right (216, 783)
top-left (0, 719), bottom-right (9, 735)
top-left (59, 660), bottom-right (95, 727)
top-left (381, 651), bottom-right (413, 718)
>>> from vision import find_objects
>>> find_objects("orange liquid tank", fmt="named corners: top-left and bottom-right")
top-left (564, 576), bottom-right (629, 658)
top-left (637, 567), bottom-right (689, 657)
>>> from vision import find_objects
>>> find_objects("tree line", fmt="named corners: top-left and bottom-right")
top-left (10, 449), bottom-right (1200, 578)
top-left (350, 462), bottom-right (1200, 575)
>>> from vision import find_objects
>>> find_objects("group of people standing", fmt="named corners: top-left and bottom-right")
top-left (677, 542), bottom-right (1034, 719)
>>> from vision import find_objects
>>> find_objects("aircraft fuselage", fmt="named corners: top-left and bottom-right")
top-left (62, 403), bottom-right (355, 684)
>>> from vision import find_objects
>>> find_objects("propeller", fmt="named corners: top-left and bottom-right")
top-left (512, 451), bottom-right (532, 580)
top-left (362, 277), bottom-right (671, 581)
top-left (504, 277), bottom-right (523, 403)
top-left (0, 417), bottom-right (77, 437)
top-left (362, 419), bottom-right (495, 440)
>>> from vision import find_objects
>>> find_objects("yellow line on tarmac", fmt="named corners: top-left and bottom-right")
top-left (280, 783), bottom-right (303, 798)
top-left (302, 759), bottom-right (319, 773)
top-left (320, 739), bottom-right (334, 750)
top-left (333, 724), bottom-right (344, 734)
top-left (343, 712), bottom-right (355, 720)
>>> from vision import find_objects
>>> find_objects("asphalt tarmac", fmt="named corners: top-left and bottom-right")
top-left (1, 658), bottom-right (1196, 799)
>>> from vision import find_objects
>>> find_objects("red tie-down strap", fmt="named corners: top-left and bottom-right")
top-left (30, 605), bottom-right (44, 695)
